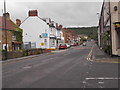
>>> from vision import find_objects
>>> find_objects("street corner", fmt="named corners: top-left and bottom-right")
top-left (86, 45), bottom-right (120, 64)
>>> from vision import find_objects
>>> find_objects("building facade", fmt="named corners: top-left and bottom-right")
top-left (0, 13), bottom-right (23, 51)
top-left (62, 28), bottom-right (78, 46)
top-left (98, 0), bottom-right (120, 56)
top-left (21, 10), bottom-right (64, 50)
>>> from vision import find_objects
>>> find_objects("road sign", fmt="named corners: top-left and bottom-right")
top-left (41, 43), bottom-right (44, 46)
top-left (41, 33), bottom-right (48, 38)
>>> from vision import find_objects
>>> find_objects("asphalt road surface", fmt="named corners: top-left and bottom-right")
top-left (2, 41), bottom-right (119, 88)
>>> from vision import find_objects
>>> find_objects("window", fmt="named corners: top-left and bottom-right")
top-left (50, 39), bottom-right (55, 47)
top-left (44, 39), bottom-right (47, 46)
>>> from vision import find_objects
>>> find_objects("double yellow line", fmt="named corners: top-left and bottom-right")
top-left (86, 45), bottom-right (120, 63)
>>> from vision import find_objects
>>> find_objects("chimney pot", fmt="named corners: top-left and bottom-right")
top-left (16, 19), bottom-right (21, 26)
top-left (56, 23), bottom-right (58, 28)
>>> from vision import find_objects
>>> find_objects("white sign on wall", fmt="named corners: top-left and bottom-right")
top-left (41, 33), bottom-right (48, 38)
top-left (3, 44), bottom-right (8, 50)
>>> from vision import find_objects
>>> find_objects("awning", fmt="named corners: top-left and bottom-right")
top-left (49, 35), bottom-right (56, 39)
top-left (56, 36), bottom-right (61, 40)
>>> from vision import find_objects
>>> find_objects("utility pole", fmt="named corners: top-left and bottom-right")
top-left (4, 0), bottom-right (8, 60)
top-left (109, 0), bottom-right (112, 56)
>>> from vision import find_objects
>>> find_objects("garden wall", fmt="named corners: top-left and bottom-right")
top-left (2, 48), bottom-right (51, 60)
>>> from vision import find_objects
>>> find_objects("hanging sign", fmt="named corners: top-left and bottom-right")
top-left (113, 22), bottom-right (120, 30)
top-left (41, 43), bottom-right (44, 46)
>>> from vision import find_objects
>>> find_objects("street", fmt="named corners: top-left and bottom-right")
top-left (2, 41), bottom-right (119, 88)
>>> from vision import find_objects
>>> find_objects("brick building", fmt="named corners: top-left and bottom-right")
top-left (0, 13), bottom-right (23, 51)
top-left (62, 28), bottom-right (78, 45)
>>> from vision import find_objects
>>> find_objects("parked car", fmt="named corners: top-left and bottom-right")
top-left (70, 43), bottom-right (74, 46)
top-left (83, 42), bottom-right (86, 46)
top-left (66, 43), bottom-right (71, 48)
top-left (59, 44), bottom-right (67, 49)
top-left (74, 43), bottom-right (78, 46)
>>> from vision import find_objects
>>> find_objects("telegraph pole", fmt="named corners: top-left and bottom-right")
top-left (4, 0), bottom-right (8, 60)
top-left (109, 1), bottom-right (112, 56)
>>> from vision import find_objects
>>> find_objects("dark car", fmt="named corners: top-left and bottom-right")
top-left (59, 44), bottom-right (67, 49)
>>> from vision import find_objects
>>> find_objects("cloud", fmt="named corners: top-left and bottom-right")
top-left (1, 2), bottom-right (103, 27)
top-left (5, 0), bottom-right (104, 2)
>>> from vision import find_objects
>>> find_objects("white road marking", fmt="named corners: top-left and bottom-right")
top-left (52, 50), bottom-right (67, 53)
top-left (42, 57), bottom-right (58, 63)
top-left (98, 81), bottom-right (104, 84)
top-left (86, 77), bottom-right (120, 80)
top-left (82, 81), bottom-right (87, 84)
top-left (23, 66), bottom-right (32, 69)
top-left (99, 86), bottom-right (104, 88)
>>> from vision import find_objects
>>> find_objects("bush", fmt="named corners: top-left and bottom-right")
top-left (1, 49), bottom-right (5, 52)
top-left (22, 50), bottom-right (28, 56)
top-left (103, 45), bottom-right (111, 55)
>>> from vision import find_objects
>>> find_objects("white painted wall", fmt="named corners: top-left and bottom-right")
top-left (20, 16), bottom-right (50, 49)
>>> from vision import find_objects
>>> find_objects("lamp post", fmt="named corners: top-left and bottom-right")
top-left (4, 0), bottom-right (8, 60)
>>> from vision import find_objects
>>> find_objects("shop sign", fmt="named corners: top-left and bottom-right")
top-left (41, 43), bottom-right (44, 46)
top-left (113, 22), bottom-right (120, 29)
top-left (41, 33), bottom-right (48, 38)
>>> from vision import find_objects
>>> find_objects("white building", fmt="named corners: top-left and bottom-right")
top-left (20, 10), bottom-right (64, 50)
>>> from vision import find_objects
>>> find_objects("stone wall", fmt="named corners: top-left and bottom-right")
top-left (2, 48), bottom-right (51, 60)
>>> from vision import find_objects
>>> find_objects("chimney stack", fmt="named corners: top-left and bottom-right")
top-left (49, 18), bottom-right (51, 23)
top-left (16, 19), bottom-right (21, 26)
top-left (3, 12), bottom-right (10, 20)
top-left (59, 25), bottom-right (63, 30)
top-left (46, 18), bottom-right (50, 24)
top-left (28, 10), bottom-right (38, 17)
top-left (56, 23), bottom-right (58, 28)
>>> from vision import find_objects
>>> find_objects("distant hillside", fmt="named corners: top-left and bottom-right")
top-left (67, 26), bottom-right (98, 40)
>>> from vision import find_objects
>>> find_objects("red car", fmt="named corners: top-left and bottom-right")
top-left (59, 44), bottom-right (67, 49)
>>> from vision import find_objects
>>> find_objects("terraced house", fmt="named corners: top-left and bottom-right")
top-left (0, 13), bottom-right (23, 51)
top-left (98, 0), bottom-right (120, 56)
top-left (62, 28), bottom-right (78, 46)
top-left (21, 10), bottom-right (64, 50)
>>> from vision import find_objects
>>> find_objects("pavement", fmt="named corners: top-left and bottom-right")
top-left (87, 43), bottom-right (120, 63)
top-left (2, 48), bottom-right (69, 64)
top-left (2, 41), bottom-right (119, 88)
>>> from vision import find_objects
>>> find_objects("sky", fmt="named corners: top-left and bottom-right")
top-left (0, 0), bottom-right (103, 27)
